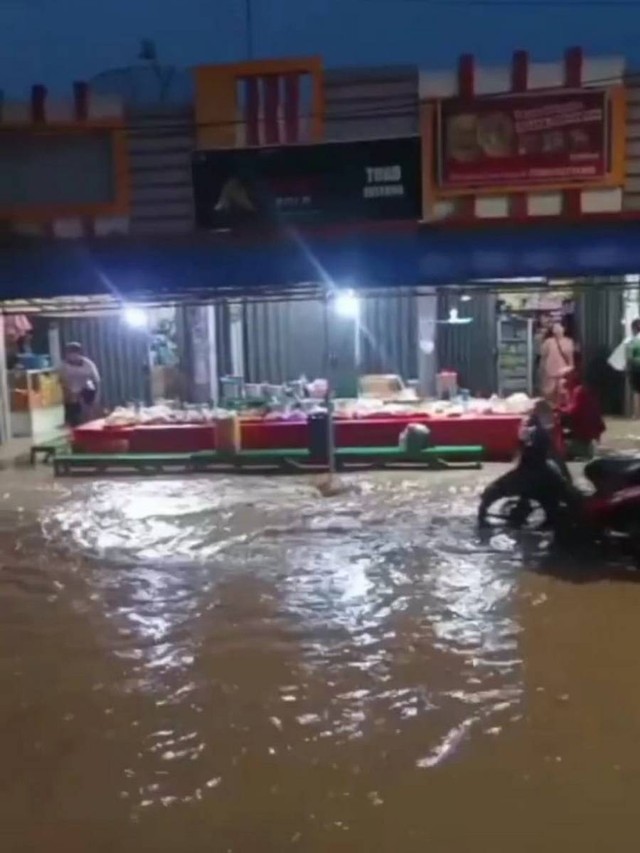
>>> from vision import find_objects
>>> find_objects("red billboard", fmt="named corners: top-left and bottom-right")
top-left (437, 89), bottom-right (610, 191)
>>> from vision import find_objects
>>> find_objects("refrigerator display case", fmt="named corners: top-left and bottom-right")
top-left (497, 315), bottom-right (534, 396)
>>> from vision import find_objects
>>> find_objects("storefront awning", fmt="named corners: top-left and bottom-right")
top-left (2, 219), bottom-right (640, 302)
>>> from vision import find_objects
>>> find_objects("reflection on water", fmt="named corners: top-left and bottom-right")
top-left (0, 471), bottom-right (639, 850)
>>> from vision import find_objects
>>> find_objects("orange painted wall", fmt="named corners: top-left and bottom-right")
top-left (194, 56), bottom-right (324, 149)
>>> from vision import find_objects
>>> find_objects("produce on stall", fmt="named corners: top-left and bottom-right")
top-left (71, 371), bottom-right (535, 461)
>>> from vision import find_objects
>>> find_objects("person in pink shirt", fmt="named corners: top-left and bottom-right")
top-left (539, 322), bottom-right (575, 404)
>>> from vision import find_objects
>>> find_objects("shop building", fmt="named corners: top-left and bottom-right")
top-left (0, 47), bottom-right (640, 449)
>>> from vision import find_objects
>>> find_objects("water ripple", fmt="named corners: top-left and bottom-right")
top-left (33, 474), bottom-right (526, 814)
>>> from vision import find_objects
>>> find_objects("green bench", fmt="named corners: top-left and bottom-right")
top-left (324, 445), bottom-right (482, 470)
top-left (219, 445), bottom-right (481, 461)
top-left (53, 444), bottom-right (483, 476)
top-left (337, 445), bottom-right (481, 461)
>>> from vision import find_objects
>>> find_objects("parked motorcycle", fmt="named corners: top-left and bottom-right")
top-left (479, 453), bottom-right (640, 554)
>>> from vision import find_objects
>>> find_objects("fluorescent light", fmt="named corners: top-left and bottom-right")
top-left (334, 289), bottom-right (360, 319)
top-left (123, 305), bottom-right (148, 329)
top-left (471, 276), bottom-right (546, 285)
top-left (447, 307), bottom-right (472, 325)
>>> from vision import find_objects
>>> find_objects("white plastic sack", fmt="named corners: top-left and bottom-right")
top-left (608, 336), bottom-right (631, 372)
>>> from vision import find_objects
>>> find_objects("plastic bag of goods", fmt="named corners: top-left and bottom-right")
top-left (504, 393), bottom-right (532, 414)
top-left (608, 337), bottom-right (631, 372)
top-left (359, 374), bottom-right (404, 398)
top-left (105, 406), bottom-right (135, 427)
top-left (307, 378), bottom-right (328, 399)
top-left (399, 423), bottom-right (431, 454)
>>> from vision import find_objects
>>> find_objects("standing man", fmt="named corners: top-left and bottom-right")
top-left (626, 319), bottom-right (640, 419)
top-left (59, 342), bottom-right (101, 427)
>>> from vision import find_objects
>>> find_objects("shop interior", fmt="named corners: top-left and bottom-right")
top-left (0, 278), bottom-right (635, 467)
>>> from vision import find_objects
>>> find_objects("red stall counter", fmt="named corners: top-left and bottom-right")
top-left (73, 420), bottom-right (216, 454)
top-left (73, 420), bottom-right (133, 453)
top-left (74, 412), bottom-right (525, 462)
top-left (129, 424), bottom-right (216, 454)
top-left (240, 414), bottom-right (523, 461)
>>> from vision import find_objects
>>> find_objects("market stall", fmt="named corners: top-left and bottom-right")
top-left (71, 381), bottom-right (534, 462)
top-left (73, 413), bottom-right (522, 460)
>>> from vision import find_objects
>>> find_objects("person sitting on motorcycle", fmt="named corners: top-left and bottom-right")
top-left (478, 400), bottom-right (580, 528)
top-left (558, 369), bottom-right (605, 459)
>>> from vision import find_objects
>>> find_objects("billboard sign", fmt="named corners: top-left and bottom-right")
top-left (437, 88), bottom-right (610, 191)
top-left (192, 137), bottom-right (422, 229)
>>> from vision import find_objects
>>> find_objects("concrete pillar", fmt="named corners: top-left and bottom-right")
top-left (188, 304), bottom-right (219, 404)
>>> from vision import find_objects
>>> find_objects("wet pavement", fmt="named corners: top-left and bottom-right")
top-left (0, 464), bottom-right (639, 851)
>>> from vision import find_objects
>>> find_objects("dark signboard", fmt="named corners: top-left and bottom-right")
top-left (192, 137), bottom-right (421, 229)
top-left (437, 88), bottom-right (610, 191)
top-left (0, 131), bottom-right (116, 208)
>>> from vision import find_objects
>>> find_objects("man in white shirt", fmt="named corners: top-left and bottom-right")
top-left (59, 342), bottom-right (101, 427)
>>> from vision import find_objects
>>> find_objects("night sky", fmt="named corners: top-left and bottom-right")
top-left (0, 0), bottom-right (638, 95)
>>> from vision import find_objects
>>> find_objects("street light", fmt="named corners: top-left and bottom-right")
top-left (123, 306), bottom-right (148, 329)
top-left (334, 289), bottom-right (360, 319)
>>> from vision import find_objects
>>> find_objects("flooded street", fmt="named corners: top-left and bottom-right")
top-left (0, 468), bottom-right (639, 851)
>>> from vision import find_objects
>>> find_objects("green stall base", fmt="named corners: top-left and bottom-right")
top-left (30, 436), bottom-right (71, 465)
top-left (53, 445), bottom-right (484, 476)
top-left (54, 452), bottom-right (196, 476)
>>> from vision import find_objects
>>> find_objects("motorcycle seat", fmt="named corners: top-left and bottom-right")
top-left (584, 456), bottom-right (640, 488)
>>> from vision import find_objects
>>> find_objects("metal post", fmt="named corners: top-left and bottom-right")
top-left (417, 290), bottom-right (437, 397)
top-left (229, 301), bottom-right (245, 378)
top-left (354, 314), bottom-right (361, 370)
top-left (48, 322), bottom-right (62, 367)
top-left (323, 293), bottom-right (336, 475)
top-left (0, 315), bottom-right (10, 445)
top-left (206, 303), bottom-right (219, 405)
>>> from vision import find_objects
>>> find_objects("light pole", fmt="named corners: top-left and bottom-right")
top-left (323, 291), bottom-right (336, 475)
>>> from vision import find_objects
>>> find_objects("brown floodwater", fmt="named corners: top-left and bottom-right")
top-left (1, 468), bottom-right (639, 851)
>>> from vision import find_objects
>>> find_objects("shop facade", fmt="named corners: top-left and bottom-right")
top-left (1, 47), bottom-right (640, 450)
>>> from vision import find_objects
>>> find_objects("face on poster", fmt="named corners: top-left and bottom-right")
top-left (438, 89), bottom-right (609, 191)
